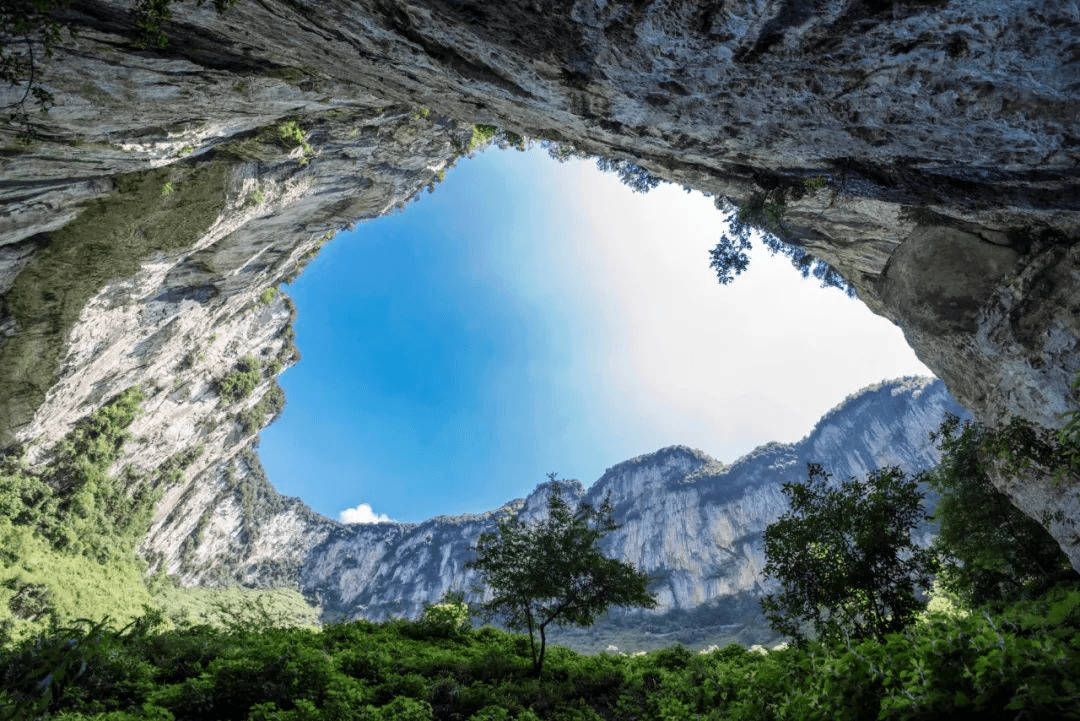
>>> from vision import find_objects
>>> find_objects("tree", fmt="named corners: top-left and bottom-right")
top-left (708, 192), bottom-right (853, 294)
top-left (469, 475), bottom-right (656, 677)
top-left (761, 464), bottom-right (937, 644)
top-left (928, 415), bottom-right (1077, 605)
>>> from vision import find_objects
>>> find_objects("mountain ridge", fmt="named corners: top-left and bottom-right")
top-left (139, 375), bottom-right (964, 652)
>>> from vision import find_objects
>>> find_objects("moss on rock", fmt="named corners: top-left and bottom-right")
top-left (0, 161), bottom-right (229, 445)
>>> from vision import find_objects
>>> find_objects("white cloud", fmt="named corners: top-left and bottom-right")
top-left (339, 503), bottom-right (394, 524)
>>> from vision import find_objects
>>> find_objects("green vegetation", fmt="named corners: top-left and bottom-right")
top-left (708, 188), bottom-right (852, 294)
top-left (0, 391), bottom-right (1075, 720)
top-left (0, 161), bottom-right (229, 445)
top-left (216, 120), bottom-right (313, 167)
top-left (235, 382), bottom-right (285, 436)
top-left (282, 231), bottom-right (334, 284)
top-left (133, 0), bottom-right (241, 50)
top-left (1, 584), bottom-right (1078, 720)
top-left (419, 592), bottom-right (470, 638)
top-left (929, 414), bottom-right (1077, 605)
top-left (2, 1), bottom-right (242, 140)
top-left (1, 0), bottom-right (71, 140)
top-left (217, 355), bottom-right (262, 404)
top-left (762, 464), bottom-right (938, 644)
top-left (466, 125), bottom-right (525, 154)
top-left (0, 387), bottom-right (162, 643)
top-left (150, 581), bottom-right (320, 633)
top-left (275, 120), bottom-right (313, 165)
top-left (257, 287), bottom-right (278, 306)
top-left (469, 478), bottom-right (656, 677)
top-left (0, 386), bottom-right (313, 651)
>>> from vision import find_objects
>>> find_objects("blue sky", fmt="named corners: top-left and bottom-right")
top-left (259, 146), bottom-right (932, 524)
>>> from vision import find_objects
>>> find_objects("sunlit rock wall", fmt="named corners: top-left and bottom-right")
top-left (0, 0), bottom-right (1077, 573)
top-left (156, 377), bottom-right (964, 634)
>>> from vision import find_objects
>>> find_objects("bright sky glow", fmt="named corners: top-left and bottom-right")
top-left (259, 147), bottom-right (932, 524)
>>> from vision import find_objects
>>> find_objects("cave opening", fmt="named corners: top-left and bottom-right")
top-left (257, 145), bottom-right (932, 524)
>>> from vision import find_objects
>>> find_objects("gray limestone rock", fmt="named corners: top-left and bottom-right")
top-left (1, 1), bottom-right (1078, 572)
top-left (139, 377), bottom-right (964, 649)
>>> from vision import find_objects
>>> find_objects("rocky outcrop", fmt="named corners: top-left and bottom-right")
top-left (140, 377), bottom-right (964, 649)
top-left (0, 1), bottom-right (1077, 564)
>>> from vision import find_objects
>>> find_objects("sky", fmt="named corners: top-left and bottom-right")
top-left (259, 146), bottom-right (932, 524)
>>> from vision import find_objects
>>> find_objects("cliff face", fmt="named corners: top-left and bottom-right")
top-left (0, 1), bottom-right (1078, 566)
top-left (139, 377), bottom-right (963, 643)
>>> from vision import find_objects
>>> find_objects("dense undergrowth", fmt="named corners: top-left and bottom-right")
top-left (1, 583), bottom-right (1078, 720)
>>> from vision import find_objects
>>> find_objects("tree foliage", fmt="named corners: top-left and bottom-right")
top-left (761, 464), bottom-right (938, 644)
top-left (132, 0), bottom-right (240, 50)
top-left (1, 0), bottom-right (70, 139)
top-left (709, 193), bottom-right (853, 294)
top-left (929, 414), bottom-right (1078, 605)
top-left (0, 386), bottom-right (209, 642)
top-left (469, 476), bottom-right (656, 676)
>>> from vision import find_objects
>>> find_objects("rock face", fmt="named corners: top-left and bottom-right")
top-left (0, 2), bottom-right (1077, 566)
top-left (139, 377), bottom-right (964, 649)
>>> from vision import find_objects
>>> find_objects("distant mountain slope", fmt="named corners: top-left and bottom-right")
top-left (288, 377), bottom-right (961, 648)
top-left (143, 377), bottom-right (964, 649)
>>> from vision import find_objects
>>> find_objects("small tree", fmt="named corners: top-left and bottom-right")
top-left (469, 475), bottom-right (656, 677)
top-left (761, 464), bottom-right (937, 644)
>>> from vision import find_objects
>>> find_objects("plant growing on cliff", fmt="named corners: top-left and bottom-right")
top-left (0, 387), bottom-right (179, 641)
top-left (761, 463), bottom-right (937, 644)
top-left (133, 0), bottom-right (241, 49)
top-left (275, 119), bottom-right (312, 164)
top-left (235, 381), bottom-right (285, 435)
top-left (1, 0), bottom-right (71, 140)
top-left (217, 355), bottom-right (261, 403)
top-left (2, 1), bottom-right (243, 140)
top-left (466, 124), bottom-right (526, 154)
top-left (929, 414), bottom-right (1078, 605)
top-left (257, 287), bottom-right (277, 306)
top-left (469, 475), bottom-right (656, 677)
top-left (709, 192), bottom-right (853, 295)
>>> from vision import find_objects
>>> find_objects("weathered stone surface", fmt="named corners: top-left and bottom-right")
top-left (0, 1), bottom-right (1077, 570)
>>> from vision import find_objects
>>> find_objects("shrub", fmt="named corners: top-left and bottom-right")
top-left (258, 287), bottom-right (278, 306)
top-left (217, 356), bottom-right (261, 403)
top-left (420, 593), bottom-right (470, 637)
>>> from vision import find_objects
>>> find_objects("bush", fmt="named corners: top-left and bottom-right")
top-left (420, 593), bottom-right (470, 637)
top-left (218, 356), bottom-right (261, 403)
